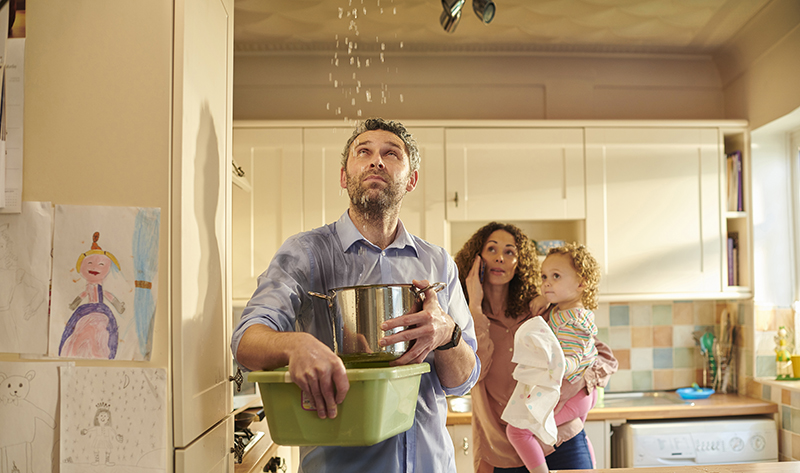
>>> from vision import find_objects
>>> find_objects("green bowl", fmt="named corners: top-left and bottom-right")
top-left (248, 362), bottom-right (430, 446)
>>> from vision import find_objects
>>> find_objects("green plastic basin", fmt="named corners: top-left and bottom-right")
top-left (247, 362), bottom-right (430, 446)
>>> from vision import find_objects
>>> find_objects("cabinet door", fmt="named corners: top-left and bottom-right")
top-left (172, 0), bottom-right (234, 448)
top-left (175, 416), bottom-right (234, 473)
top-left (585, 128), bottom-right (722, 296)
top-left (445, 128), bottom-right (585, 221)
top-left (303, 127), bottom-right (447, 247)
top-left (446, 424), bottom-right (474, 473)
top-left (231, 128), bottom-right (304, 301)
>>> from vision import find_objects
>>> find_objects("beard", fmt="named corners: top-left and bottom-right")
top-left (345, 169), bottom-right (409, 220)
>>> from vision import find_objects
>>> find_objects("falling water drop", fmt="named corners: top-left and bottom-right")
top-left (400, 41), bottom-right (404, 48)
top-left (353, 72), bottom-right (357, 79)
top-left (338, 7), bottom-right (343, 19)
top-left (334, 80), bottom-right (339, 87)
top-left (351, 98), bottom-right (356, 106)
top-left (393, 7), bottom-right (396, 14)
top-left (350, 57), bottom-right (354, 65)
top-left (357, 109), bottom-right (362, 117)
top-left (335, 58), bottom-right (339, 66)
top-left (380, 53), bottom-right (385, 62)
top-left (357, 80), bottom-right (362, 88)
top-left (329, 73), bottom-right (333, 81)
top-left (381, 43), bottom-right (385, 51)
top-left (327, 103), bottom-right (331, 110)
top-left (400, 94), bottom-right (404, 103)
top-left (366, 59), bottom-right (370, 67)
top-left (357, 58), bottom-right (361, 68)
top-left (366, 90), bottom-right (372, 102)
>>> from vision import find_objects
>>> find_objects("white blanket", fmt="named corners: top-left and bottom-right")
top-left (500, 316), bottom-right (565, 445)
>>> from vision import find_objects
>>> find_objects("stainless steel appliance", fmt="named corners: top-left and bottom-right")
top-left (614, 416), bottom-right (777, 467)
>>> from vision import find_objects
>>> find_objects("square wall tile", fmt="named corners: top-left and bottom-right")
top-left (608, 370), bottom-right (632, 392)
top-left (610, 305), bottom-right (630, 326)
top-left (755, 305), bottom-right (776, 331)
top-left (632, 371), bottom-right (653, 391)
top-left (672, 325), bottom-right (696, 348)
top-left (783, 405), bottom-right (792, 431)
top-left (653, 326), bottom-right (673, 347)
top-left (694, 301), bottom-right (715, 325)
top-left (755, 331), bottom-right (779, 356)
top-left (631, 326), bottom-right (653, 348)
top-left (653, 370), bottom-right (673, 390)
top-left (608, 327), bottom-right (632, 349)
top-left (654, 348), bottom-right (673, 369)
top-left (597, 327), bottom-right (609, 344)
top-left (673, 369), bottom-right (694, 387)
top-left (674, 347), bottom-right (694, 368)
top-left (630, 304), bottom-right (652, 326)
top-left (630, 348), bottom-right (653, 370)
top-left (615, 349), bottom-right (631, 370)
top-left (652, 304), bottom-right (672, 325)
top-left (673, 302), bottom-right (693, 325)
top-left (594, 303), bottom-right (610, 328)
top-left (756, 355), bottom-right (777, 377)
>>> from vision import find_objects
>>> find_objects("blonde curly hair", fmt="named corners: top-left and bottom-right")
top-left (544, 242), bottom-right (601, 310)
top-left (453, 222), bottom-right (540, 319)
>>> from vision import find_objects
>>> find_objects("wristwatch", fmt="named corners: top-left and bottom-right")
top-left (436, 323), bottom-right (462, 351)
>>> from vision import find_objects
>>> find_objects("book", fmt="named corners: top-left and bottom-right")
top-left (727, 232), bottom-right (739, 286)
top-left (726, 151), bottom-right (743, 212)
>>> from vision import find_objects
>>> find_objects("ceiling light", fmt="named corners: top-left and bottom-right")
top-left (440, 0), bottom-right (465, 33)
top-left (473, 0), bottom-right (495, 24)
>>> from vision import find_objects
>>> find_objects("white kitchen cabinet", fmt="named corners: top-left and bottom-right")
top-left (231, 124), bottom-right (448, 302)
top-left (585, 127), bottom-right (724, 298)
top-left (447, 424), bottom-right (474, 473)
top-left (23, 1), bottom-right (236, 471)
top-left (445, 128), bottom-right (585, 222)
top-left (231, 128), bottom-right (304, 302)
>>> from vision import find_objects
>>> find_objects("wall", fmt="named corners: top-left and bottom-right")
top-left (234, 53), bottom-right (725, 121)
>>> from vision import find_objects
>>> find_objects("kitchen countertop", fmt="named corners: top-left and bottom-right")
top-left (446, 393), bottom-right (778, 425)
top-left (569, 462), bottom-right (798, 473)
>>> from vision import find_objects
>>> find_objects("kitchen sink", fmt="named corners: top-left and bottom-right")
top-left (447, 395), bottom-right (472, 413)
top-left (596, 391), bottom-right (694, 408)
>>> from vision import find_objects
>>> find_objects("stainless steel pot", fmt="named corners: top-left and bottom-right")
top-left (309, 282), bottom-right (445, 362)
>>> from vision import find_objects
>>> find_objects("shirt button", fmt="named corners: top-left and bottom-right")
top-left (509, 348), bottom-right (513, 352)
top-left (382, 251), bottom-right (386, 256)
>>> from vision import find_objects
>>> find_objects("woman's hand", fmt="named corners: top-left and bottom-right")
top-left (465, 255), bottom-right (484, 314)
top-left (529, 294), bottom-right (551, 318)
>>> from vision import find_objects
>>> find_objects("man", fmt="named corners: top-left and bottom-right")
top-left (231, 118), bottom-right (479, 472)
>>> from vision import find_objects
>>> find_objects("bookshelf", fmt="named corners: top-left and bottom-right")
top-left (722, 128), bottom-right (751, 295)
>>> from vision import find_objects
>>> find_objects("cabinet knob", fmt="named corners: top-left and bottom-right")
top-left (229, 367), bottom-right (243, 392)
top-left (462, 437), bottom-right (469, 455)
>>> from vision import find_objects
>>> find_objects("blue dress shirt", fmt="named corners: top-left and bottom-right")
top-left (231, 211), bottom-right (480, 473)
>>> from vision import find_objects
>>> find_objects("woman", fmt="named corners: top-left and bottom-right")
top-left (454, 222), bottom-right (617, 473)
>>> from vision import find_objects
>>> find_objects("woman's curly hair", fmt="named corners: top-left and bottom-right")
top-left (545, 242), bottom-right (601, 310)
top-left (453, 222), bottom-right (539, 319)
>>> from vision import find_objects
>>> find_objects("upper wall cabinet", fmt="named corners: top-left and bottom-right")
top-left (445, 128), bottom-right (585, 221)
top-left (585, 127), bottom-right (723, 298)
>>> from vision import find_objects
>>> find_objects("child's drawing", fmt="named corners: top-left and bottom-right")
top-left (80, 402), bottom-right (124, 466)
top-left (0, 362), bottom-right (66, 473)
top-left (49, 205), bottom-right (161, 361)
top-left (60, 366), bottom-right (166, 473)
top-left (0, 202), bottom-right (52, 355)
top-left (59, 232), bottom-right (124, 359)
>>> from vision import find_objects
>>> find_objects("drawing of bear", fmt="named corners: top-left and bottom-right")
top-left (0, 370), bottom-right (56, 473)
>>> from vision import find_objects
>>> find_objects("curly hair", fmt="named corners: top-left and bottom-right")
top-left (545, 242), bottom-right (601, 310)
top-left (340, 118), bottom-right (420, 173)
top-left (453, 222), bottom-right (539, 319)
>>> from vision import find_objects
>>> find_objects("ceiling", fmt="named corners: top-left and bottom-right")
top-left (234, 0), bottom-right (771, 55)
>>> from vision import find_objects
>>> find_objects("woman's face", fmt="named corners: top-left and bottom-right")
top-left (80, 254), bottom-right (112, 284)
top-left (480, 229), bottom-right (518, 286)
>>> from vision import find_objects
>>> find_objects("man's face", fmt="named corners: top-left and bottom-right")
top-left (340, 129), bottom-right (418, 214)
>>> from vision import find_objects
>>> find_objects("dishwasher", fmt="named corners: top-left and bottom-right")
top-left (612, 416), bottom-right (778, 467)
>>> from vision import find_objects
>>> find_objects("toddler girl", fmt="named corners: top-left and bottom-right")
top-left (504, 242), bottom-right (601, 473)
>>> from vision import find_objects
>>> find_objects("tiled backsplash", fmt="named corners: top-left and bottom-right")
top-left (596, 300), bottom-right (748, 392)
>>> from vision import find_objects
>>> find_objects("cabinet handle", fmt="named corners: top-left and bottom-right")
top-left (229, 367), bottom-right (243, 392)
top-left (454, 191), bottom-right (459, 208)
top-left (462, 437), bottom-right (469, 455)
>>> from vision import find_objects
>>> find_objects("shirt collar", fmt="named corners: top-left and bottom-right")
top-left (336, 210), bottom-right (418, 256)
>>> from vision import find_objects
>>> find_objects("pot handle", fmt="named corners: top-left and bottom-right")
top-left (308, 291), bottom-right (333, 308)
top-left (413, 282), bottom-right (446, 299)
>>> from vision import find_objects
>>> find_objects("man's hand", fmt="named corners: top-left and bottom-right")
top-left (379, 279), bottom-right (453, 366)
top-left (465, 256), bottom-right (484, 313)
top-left (287, 335), bottom-right (351, 419)
top-left (237, 326), bottom-right (350, 420)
